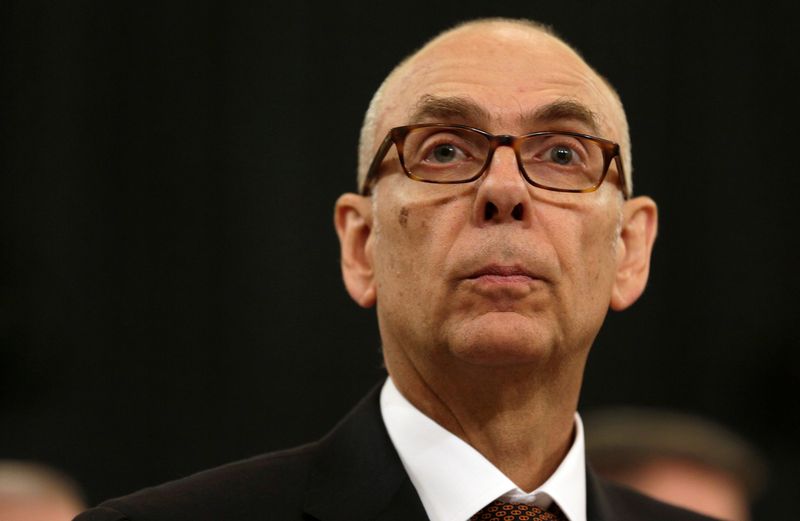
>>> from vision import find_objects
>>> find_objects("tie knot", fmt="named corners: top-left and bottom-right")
top-left (470, 500), bottom-right (566, 521)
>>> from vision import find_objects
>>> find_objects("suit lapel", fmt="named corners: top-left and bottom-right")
top-left (303, 383), bottom-right (428, 521)
top-left (374, 478), bottom-right (430, 521)
top-left (586, 467), bottom-right (613, 521)
top-left (301, 385), bottom-right (655, 521)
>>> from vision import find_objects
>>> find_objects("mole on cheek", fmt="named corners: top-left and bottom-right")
top-left (398, 206), bottom-right (410, 227)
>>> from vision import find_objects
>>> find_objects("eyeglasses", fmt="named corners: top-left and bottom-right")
top-left (361, 124), bottom-right (628, 199)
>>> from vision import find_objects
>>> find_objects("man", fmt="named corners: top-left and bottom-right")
top-left (76, 18), bottom-right (712, 521)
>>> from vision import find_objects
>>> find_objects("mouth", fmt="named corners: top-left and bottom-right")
top-left (467, 264), bottom-right (539, 284)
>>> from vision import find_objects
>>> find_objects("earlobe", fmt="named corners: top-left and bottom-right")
top-left (334, 193), bottom-right (377, 308)
top-left (610, 196), bottom-right (658, 311)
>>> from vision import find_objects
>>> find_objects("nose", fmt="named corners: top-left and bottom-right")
top-left (472, 146), bottom-right (533, 226)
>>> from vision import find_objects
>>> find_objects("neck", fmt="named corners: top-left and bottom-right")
top-left (386, 348), bottom-right (584, 492)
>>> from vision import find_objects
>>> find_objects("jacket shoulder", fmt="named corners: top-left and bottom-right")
top-left (74, 443), bottom-right (318, 521)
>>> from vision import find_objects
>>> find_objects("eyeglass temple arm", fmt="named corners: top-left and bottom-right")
top-left (613, 153), bottom-right (630, 200)
top-left (360, 133), bottom-right (396, 195)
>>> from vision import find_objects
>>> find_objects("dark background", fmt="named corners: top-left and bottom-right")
top-left (2, 1), bottom-right (797, 519)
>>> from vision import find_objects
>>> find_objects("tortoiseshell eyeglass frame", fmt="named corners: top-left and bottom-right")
top-left (360, 123), bottom-right (629, 199)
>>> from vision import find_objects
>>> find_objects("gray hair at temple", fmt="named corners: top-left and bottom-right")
top-left (356, 17), bottom-right (634, 196)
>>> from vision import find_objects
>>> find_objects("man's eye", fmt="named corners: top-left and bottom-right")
top-left (431, 143), bottom-right (460, 163)
top-left (549, 145), bottom-right (575, 165)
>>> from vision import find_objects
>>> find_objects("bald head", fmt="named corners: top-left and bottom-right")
top-left (356, 18), bottom-right (633, 196)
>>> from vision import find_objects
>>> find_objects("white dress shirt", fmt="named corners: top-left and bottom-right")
top-left (380, 377), bottom-right (586, 521)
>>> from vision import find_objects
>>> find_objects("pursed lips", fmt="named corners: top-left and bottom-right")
top-left (467, 264), bottom-right (539, 284)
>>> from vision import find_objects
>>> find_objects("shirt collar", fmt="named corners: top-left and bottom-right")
top-left (380, 377), bottom-right (586, 521)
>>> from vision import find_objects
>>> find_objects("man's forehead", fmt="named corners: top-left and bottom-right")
top-left (378, 23), bottom-right (618, 137)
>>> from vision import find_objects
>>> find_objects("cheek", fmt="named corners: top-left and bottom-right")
top-left (376, 189), bottom-right (464, 255)
top-left (536, 202), bottom-right (620, 296)
top-left (398, 206), bottom-right (409, 227)
top-left (579, 219), bottom-right (622, 316)
top-left (372, 201), bottom-right (430, 290)
top-left (370, 198), bottom-right (454, 347)
top-left (371, 193), bottom-right (467, 304)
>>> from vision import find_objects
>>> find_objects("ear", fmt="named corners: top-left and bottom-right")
top-left (610, 196), bottom-right (658, 311)
top-left (334, 193), bottom-right (377, 308)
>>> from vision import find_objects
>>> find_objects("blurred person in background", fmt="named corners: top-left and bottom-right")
top-left (585, 408), bottom-right (767, 521)
top-left (0, 460), bottom-right (86, 521)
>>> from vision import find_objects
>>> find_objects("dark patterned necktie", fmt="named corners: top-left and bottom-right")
top-left (470, 500), bottom-right (567, 521)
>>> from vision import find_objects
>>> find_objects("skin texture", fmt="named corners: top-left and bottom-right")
top-left (335, 21), bottom-right (658, 491)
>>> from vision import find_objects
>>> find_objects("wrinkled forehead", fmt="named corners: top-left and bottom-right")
top-left (376, 24), bottom-right (624, 142)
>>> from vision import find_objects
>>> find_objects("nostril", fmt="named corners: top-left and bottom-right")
top-left (484, 202), bottom-right (498, 221)
top-left (511, 203), bottom-right (524, 221)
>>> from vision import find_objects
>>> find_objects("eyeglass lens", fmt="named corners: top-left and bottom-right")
top-left (401, 126), bottom-right (606, 190)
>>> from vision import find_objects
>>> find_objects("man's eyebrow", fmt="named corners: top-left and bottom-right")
top-left (408, 95), bottom-right (491, 125)
top-left (408, 96), bottom-right (601, 134)
top-left (526, 100), bottom-right (600, 134)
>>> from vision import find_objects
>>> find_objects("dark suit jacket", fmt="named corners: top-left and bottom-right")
top-left (75, 385), bottom-right (717, 521)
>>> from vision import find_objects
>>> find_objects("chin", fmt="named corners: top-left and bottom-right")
top-left (446, 314), bottom-right (560, 367)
